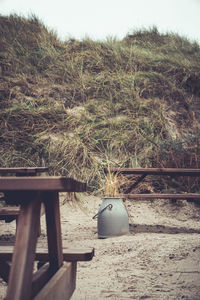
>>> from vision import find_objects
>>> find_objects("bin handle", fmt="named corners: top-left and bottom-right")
top-left (92, 204), bottom-right (113, 219)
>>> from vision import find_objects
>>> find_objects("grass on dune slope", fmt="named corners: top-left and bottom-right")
top-left (0, 15), bottom-right (200, 193)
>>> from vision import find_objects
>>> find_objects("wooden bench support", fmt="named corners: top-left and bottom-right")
top-left (33, 262), bottom-right (77, 300)
top-left (31, 263), bottom-right (52, 298)
top-left (0, 247), bottom-right (94, 297)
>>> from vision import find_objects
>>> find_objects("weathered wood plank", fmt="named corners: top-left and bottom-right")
top-left (0, 167), bottom-right (48, 175)
top-left (6, 193), bottom-right (41, 300)
top-left (0, 177), bottom-right (86, 192)
top-left (0, 246), bottom-right (94, 262)
top-left (121, 193), bottom-right (200, 200)
top-left (106, 167), bottom-right (200, 176)
top-left (0, 206), bottom-right (20, 215)
top-left (33, 262), bottom-right (77, 300)
top-left (0, 206), bottom-right (20, 223)
top-left (31, 263), bottom-right (52, 298)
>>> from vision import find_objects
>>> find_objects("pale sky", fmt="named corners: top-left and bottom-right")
top-left (1, 0), bottom-right (200, 43)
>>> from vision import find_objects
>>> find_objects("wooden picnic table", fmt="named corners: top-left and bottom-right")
top-left (0, 176), bottom-right (92, 300)
top-left (105, 167), bottom-right (200, 200)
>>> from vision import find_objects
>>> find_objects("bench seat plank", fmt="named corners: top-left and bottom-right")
top-left (0, 246), bottom-right (95, 261)
top-left (107, 167), bottom-right (200, 176)
top-left (121, 193), bottom-right (200, 200)
top-left (0, 207), bottom-right (20, 215)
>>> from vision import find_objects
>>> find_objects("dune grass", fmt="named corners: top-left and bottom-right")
top-left (0, 15), bottom-right (200, 193)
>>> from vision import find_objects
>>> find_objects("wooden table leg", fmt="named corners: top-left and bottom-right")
top-left (6, 192), bottom-right (41, 300)
top-left (43, 191), bottom-right (63, 273)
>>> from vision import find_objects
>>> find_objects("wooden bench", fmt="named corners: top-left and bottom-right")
top-left (0, 247), bottom-right (94, 299)
top-left (105, 167), bottom-right (200, 200)
top-left (0, 246), bottom-right (94, 298)
top-left (0, 176), bottom-right (93, 300)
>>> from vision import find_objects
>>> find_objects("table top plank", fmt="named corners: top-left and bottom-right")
top-left (0, 177), bottom-right (86, 192)
top-left (106, 168), bottom-right (200, 176)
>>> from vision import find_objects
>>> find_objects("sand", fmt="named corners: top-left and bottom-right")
top-left (0, 195), bottom-right (200, 300)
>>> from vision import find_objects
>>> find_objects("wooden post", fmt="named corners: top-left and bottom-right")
top-left (6, 192), bottom-right (41, 300)
top-left (44, 191), bottom-right (63, 274)
top-left (33, 262), bottom-right (77, 300)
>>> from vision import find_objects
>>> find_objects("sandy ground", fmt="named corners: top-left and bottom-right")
top-left (1, 194), bottom-right (200, 300)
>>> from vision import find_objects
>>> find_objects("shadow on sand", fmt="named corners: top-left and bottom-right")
top-left (129, 223), bottom-right (200, 234)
